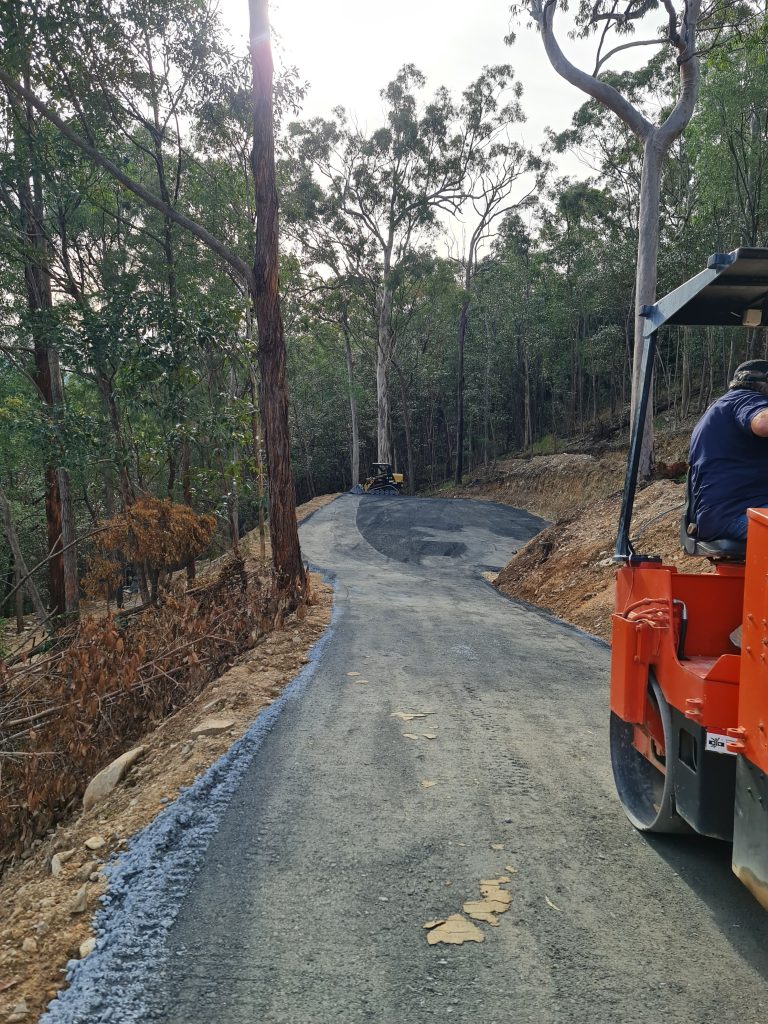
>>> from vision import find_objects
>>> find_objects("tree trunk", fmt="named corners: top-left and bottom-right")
top-left (11, 77), bottom-right (79, 615)
top-left (15, 566), bottom-right (24, 633)
top-left (178, 436), bottom-right (196, 582)
top-left (455, 294), bottom-right (470, 484)
top-left (248, 362), bottom-right (267, 561)
top-left (228, 361), bottom-right (240, 556)
top-left (376, 278), bottom-right (394, 464)
top-left (343, 327), bottom-right (360, 486)
top-left (0, 484), bottom-right (48, 626)
top-left (393, 360), bottom-right (415, 494)
top-left (57, 468), bottom-right (78, 614)
top-left (249, 0), bottom-right (305, 594)
top-left (631, 132), bottom-right (664, 479)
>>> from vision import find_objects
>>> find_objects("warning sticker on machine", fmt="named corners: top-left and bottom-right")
top-left (705, 732), bottom-right (737, 756)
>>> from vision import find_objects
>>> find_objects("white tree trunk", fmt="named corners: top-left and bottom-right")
top-left (376, 281), bottom-right (393, 464)
top-left (631, 132), bottom-right (664, 478)
top-left (344, 331), bottom-right (360, 486)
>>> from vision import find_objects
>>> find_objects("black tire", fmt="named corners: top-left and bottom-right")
top-left (610, 675), bottom-right (691, 834)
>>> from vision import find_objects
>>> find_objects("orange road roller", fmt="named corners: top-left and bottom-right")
top-left (611, 247), bottom-right (768, 910)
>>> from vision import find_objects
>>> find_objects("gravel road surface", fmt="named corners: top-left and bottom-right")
top-left (53, 495), bottom-right (768, 1023)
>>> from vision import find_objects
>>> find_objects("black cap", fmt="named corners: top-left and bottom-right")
top-left (734, 359), bottom-right (768, 378)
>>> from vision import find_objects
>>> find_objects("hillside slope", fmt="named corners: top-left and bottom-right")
top-left (431, 426), bottom-right (707, 641)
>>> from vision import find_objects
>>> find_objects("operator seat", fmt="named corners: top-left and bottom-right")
top-left (680, 473), bottom-right (746, 561)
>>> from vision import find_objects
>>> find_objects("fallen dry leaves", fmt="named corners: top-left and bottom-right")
top-left (424, 914), bottom-right (485, 946)
top-left (425, 874), bottom-right (514, 942)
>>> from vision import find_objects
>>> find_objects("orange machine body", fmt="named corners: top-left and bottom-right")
top-left (611, 560), bottom-right (743, 741)
top-left (611, 508), bottom-right (768, 908)
top-left (735, 508), bottom-right (768, 773)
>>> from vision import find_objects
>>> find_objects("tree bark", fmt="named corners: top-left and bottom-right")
top-left (248, 359), bottom-right (267, 561)
top-left (376, 276), bottom-right (394, 464)
top-left (249, 0), bottom-right (305, 594)
top-left (343, 325), bottom-right (360, 486)
top-left (455, 295), bottom-right (470, 484)
top-left (630, 132), bottom-right (664, 476)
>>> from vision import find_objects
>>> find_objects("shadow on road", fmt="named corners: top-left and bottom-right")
top-left (646, 831), bottom-right (768, 978)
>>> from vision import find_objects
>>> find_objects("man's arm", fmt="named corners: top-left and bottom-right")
top-left (751, 410), bottom-right (768, 436)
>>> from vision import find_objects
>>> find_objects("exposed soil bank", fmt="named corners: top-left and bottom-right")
top-left (431, 426), bottom-right (707, 641)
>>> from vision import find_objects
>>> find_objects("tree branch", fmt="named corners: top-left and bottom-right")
top-left (0, 70), bottom-right (255, 288)
top-left (594, 37), bottom-right (667, 75)
top-left (535, 0), bottom-right (653, 140)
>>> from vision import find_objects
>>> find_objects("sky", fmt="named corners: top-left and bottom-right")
top-left (218, 0), bottom-right (653, 174)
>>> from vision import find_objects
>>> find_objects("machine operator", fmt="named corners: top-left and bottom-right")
top-left (689, 358), bottom-right (768, 542)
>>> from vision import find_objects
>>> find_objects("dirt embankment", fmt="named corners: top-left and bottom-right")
top-left (437, 428), bottom-right (705, 642)
top-left (0, 496), bottom-right (338, 1023)
top-left (494, 473), bottom-right (709, 640)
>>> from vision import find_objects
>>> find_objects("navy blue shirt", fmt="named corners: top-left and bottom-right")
top-left (689, 388), bottom-right (768, 539)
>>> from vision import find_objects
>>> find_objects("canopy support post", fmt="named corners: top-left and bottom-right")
top-left (614, 327), bottom-right (657, 562)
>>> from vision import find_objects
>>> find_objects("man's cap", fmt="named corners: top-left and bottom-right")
top-left (734, 359), bottom-right (768, 379)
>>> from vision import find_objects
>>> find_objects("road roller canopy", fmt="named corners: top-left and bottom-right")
top-left (641, 247), bottom-right (768, 337)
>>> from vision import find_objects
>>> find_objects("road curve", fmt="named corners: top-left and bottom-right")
top-left (58, 496), bottom-right (768, 1022)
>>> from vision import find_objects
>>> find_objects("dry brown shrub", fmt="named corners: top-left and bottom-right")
top-left (82, 497), bottom-right (216, 601)
top-left (0, 553), bottom-right (301, 871)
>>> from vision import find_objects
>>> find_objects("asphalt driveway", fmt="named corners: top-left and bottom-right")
top-left (46, 495), bottom-right (768, 1024)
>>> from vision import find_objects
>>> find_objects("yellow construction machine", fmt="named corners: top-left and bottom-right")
top-left (362, 462), bottom-right (404, 494)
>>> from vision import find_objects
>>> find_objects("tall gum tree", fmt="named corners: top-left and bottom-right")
top-left (450, 67), bottom-right (542, 482)
top-left (293, 65), bottom-right (517, 465)
top-left (0, 0), bottom-right (305, 593)
top-left (509, 0), bottom-right (703, 475)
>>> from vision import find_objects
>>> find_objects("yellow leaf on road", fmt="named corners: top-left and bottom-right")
top-left (421, 732), bottom-right (437, 740)
top-left (391, 711), bottom-right (433, 721)
top-left (490, 843), bottom-right (505, 851)
top-left (462, 901), bottom-right (501, 925)
top-left (422, 919), bottom-right (446, 929)
top-left (545, 896), bottom-right (561, 912)
top-left (425, 914), bottom-right (484, 945)
top-left (347, 672), bottom-right (360, 677)
top-left (505, 865), bottom-right (518, 875)
top-left (479, 885), bottom-right (512, 906)
top-left (481, 877), bottom-right (510, 885)
top-left (402, 733), bottom-right (420, 740)
top-left (420, 780), bottom-right (437, 789)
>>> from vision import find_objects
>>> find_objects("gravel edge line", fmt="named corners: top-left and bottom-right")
top-left (40, 568), bottom-right (340, 1024)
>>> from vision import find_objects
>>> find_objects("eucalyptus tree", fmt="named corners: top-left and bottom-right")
top-left (451, 67), bottom-right (541, 482)
top-left (508, 0), bottom-right (705, 475)
top-left (0, 9), bottom-right (80, 614)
